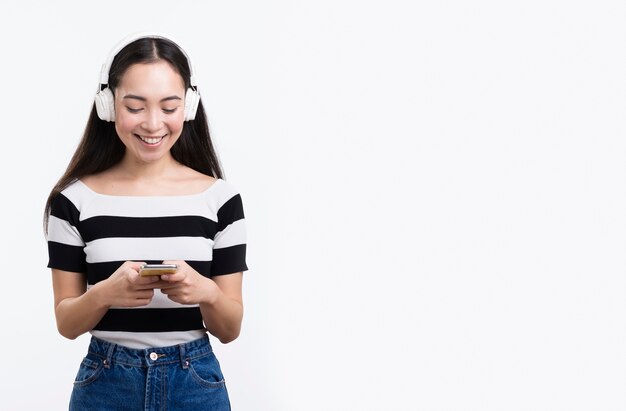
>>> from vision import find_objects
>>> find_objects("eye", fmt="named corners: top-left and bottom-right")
top-left (163, 108), bottom-right (178, 114)
top-left (126, 107), bottom-right (143, 113)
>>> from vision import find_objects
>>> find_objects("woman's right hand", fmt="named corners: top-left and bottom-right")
top-left (98, 261), bottom-right (161, 308)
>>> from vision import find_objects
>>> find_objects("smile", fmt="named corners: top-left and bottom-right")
top-left (135, 134), bottom-right (166, 145)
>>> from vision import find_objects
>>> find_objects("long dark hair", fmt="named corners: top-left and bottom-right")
top-left (44, 37), bottom-right (223, 232)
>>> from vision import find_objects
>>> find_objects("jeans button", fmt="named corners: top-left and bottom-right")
top-left (149, 352), bottom-right (158, 361)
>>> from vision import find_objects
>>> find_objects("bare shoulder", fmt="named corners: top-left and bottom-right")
top-left (176, 167), bottom-right (217, 193)
top-left (79, 170), bottom-right (115, 193)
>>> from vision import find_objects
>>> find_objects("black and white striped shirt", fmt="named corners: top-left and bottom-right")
top-left (46, 179), bottom-right (247, 348)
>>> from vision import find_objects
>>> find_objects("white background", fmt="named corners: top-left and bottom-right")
top-left (1, 1), bottom-right (625, 410)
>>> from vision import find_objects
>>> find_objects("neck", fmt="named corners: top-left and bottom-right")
top-left (115, 153), bottom-right (180, 182)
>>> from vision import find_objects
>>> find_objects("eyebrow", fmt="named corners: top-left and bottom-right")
top-left (123, 94), bottom-right (182, 102)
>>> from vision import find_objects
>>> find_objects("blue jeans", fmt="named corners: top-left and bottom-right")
top-left (69, 335), bottom-right (231, 411)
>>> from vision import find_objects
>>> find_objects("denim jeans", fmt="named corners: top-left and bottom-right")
top-left (69, 335), bottom-right (231, 411)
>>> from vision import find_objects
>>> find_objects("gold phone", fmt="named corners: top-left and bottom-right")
top-left (139, 263), bottom-right (178, 276)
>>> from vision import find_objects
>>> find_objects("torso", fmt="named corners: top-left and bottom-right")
top-left (48, 176), bottom-right (246, 349)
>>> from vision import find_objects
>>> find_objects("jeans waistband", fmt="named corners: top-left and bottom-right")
top-left (87, 335), bottom-right (213, 369)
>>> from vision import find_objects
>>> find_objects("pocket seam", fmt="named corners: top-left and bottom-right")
top-left (188, 356), bottom-right (226, 389)
top-left (73, 358), bottom-right (104, 387)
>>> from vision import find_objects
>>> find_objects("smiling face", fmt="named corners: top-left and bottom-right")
top-left (113, 60), bottom-right (186, 164)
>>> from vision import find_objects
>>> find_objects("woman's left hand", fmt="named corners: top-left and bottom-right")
top-left (156, 260), bottom-right (218, 305)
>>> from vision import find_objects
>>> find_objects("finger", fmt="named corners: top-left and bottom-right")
top-left (165, 292), bottom-right (181, 302)
top-left (135, 275), bottom-right (161, 286)
top-left (135, 290), bottom-right (155, 299)
top-left (158, 282), bottom-right (178, 293)
top-left (161, 272), bottom-right (185, 282)
top-left (127, 261), bottom-right (147, 271)
top-left (124, 266), bottom-right (144, 280)
top-left (127, 298), bottom-right (152, 307)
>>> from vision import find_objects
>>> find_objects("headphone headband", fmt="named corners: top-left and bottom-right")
top-left (94, 32), bottom-right (200, 122)
top-left (98, 32), bottom-right (197, 87)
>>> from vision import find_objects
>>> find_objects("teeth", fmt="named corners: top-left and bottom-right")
top-left (138, 135), bottom-right (164, 144)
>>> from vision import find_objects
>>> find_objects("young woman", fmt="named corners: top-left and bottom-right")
top-left (44, 33), bottom-right (247, 411)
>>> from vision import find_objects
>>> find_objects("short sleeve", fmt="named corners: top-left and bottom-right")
top-left (46, 193), bottom-right (87, 273)
top-left (211, 192), bottom-right (248, 276)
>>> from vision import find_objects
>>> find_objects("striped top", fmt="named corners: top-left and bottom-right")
top-left (46, 179), bottom-right (248, 349)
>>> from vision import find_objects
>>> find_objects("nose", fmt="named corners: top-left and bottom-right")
top-left (142, 109), bottom-right (163, 132)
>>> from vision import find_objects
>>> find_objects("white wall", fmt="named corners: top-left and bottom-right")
top-left (1, 1), bottom-right (625, 410)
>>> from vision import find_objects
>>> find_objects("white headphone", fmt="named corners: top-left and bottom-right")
top-left (94, 32), bottom-right (200, 122)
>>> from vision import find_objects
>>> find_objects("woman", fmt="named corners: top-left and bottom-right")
top-left (44, 32), bottom-right (247, 410)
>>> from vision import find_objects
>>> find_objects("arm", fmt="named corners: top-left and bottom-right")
top-left (158, 262), bottom-right (244, 344)
top-left (52, 262), bottom-right (160, 340)
top-left (52, 269), bottom-right (107, 340)
top-left (199, 272), bottom-right (244, 344)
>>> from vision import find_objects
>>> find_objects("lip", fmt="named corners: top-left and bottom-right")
top-left (134, 133), bottom-right (167, 146)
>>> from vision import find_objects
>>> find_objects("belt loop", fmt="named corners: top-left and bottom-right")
top-left (179, 343), bottom-right (189, 369)
top-left (103, 341), bottom-right (115, 369)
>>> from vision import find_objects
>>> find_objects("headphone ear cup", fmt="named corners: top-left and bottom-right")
top-left (95, 88), bottom-right (115, 122)
top-left (184, 88), bottom-right (200, 121)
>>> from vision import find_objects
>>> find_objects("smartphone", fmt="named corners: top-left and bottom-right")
top-left (139, 263), bottom-right (178, 276)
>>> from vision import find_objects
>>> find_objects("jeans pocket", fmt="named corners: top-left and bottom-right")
top-left (73, 356), bottom-right (104, 387)
top-left (188, 352), bottom-right (226, 388)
